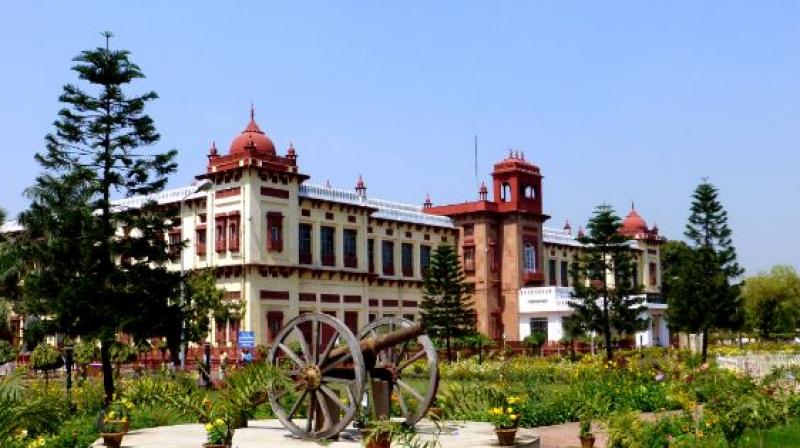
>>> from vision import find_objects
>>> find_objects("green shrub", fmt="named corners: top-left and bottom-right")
top-left (0, 340), bottom-right (17, 364)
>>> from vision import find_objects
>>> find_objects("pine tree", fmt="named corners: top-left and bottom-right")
top-left (667, 181), bottom-right (743, 362)
top-left (21, 32), bottom-right (179, 403)
top-left (420, 244), bottom-right (477, 361)
top-left (569, 204), bottom-right (647, 361)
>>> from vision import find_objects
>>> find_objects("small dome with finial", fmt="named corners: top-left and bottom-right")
top-left (621, 202), bottom-right (649, 236)
top-left (229, 105), bottom-right (276, 155)
top-left (564, 219), bottom-right (572, 234)
top-left (208, 141), bottom-right (218, 157)
top-left (423, 194), bottom-right (433, 209)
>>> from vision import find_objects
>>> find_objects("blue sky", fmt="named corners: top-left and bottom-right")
top-left (1, 2), bottom-right (798, 275)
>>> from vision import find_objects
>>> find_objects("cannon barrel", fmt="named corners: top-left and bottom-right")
top-left (322, 322), bottom-right (424, 369)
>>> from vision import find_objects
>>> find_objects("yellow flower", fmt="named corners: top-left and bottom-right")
top-left (107, 411), bottom-right (116, 420)
top-left (510, 414), bottom-right (518, 420)
top-left (506, 407), bottom-right (513, 413)
top-left (215, 418), bottom-right (225, 426)
top-left (205, 423), bottom-right (213, 432)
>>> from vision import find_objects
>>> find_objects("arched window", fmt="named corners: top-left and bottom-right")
top-left (500, 182), bottom-right (511, 202)
top-left (524, 185), bottom-right (535, 199)
top-left (523, 243), bottom-right (536, 272)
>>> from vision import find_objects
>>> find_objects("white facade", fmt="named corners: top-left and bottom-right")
top-left (517, 286), bottom-right (670, 347)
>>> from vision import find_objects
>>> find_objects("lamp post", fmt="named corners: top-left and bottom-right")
top-left (178, 180), bottom-right (213, 371)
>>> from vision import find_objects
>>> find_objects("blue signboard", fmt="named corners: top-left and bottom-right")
top-left (238, 331), bottom-right (255, 348)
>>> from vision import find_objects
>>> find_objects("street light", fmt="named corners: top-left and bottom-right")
top-left (178, 179), bottom-right (213, 370)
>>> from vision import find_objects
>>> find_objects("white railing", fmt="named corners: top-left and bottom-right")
top-left (111, 185), bottom-right (206, 209)
top-left (716, 354), bottom-right (800, 378)
top-left (299, 184), bottom-right (454, 228)
top-left (519, 286), bottom-right (575, 312)
top-left (542, 227), bottom-right (583, 247)
top-left (299, 184), bottom-right (363, 204)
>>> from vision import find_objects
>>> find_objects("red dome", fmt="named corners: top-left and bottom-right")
top-left (229, 108), bottom-right (275, 155)
top-left (621, 207), bottom-right (648, 235)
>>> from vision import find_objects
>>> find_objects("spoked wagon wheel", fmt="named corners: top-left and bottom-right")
top-left (268, 313), bottom-right (366, 439)
top-left (357, 317), bottom-right (439, 425)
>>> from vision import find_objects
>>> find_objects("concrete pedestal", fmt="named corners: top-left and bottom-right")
top-left (92, 420), bottom-right (540, 448)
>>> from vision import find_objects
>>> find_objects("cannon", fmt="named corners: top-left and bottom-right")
top-left (267, 313), bottom-right (439, 439)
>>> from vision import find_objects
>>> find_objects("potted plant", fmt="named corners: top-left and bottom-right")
top-left (488, 396), bottom-right (521, 446)
top-left (204, 418), bottom-right (232, 448)
top-left (100, 417), bottom-right (126, 448)
top-left (578, 416), bottom-right (595, 448)
top-left (361, 419), bottom-right (439, 448)
top-left (106, 398), bottom-right (134, 433)
top-left (428, 397), bottom-right (444, 420)
top-left (362, 418), bottom-right (394, 448)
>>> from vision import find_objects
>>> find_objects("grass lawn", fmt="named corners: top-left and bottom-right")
top-left (739, 418), bottom-right (800, 447)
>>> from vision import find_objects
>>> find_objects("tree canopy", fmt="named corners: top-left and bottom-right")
top-left (742, 265), bottom-right (800, 340)
top-left (569, 204), bottom-right (647, 361)
top-left (420, 244), bottom-right (476, 361)
top-left (664, 181), bottom-right (743, 361)
top-left (17, 33), bottom-right (180, 403)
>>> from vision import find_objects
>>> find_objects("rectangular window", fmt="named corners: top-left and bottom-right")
top-left (368, 238), bottom-right (375, 274)
top-left (401, 243), bottom-right (414, 276)
top-left (215, 319), bottom-right (226, 345)
top-left (215, 216), bottom-right (227, 252)
top-left (382, 240), bottom-right (395, 276)
top-left (196, 228), bottom-right (207, 256)
top-left (344, 229), bottom-right (358, 268)
top-left (403, 314), bottom-right (416, 322)
top-left (548, 259), bottom-right (557, 285)
top-left (420, 245), bottom-right (431, 276)
top-left (228, 319), bottom-right (240, 345)
top-left (266, 312), bottom-right (283, 343)
top-left (529, 317), bottom-right (548, 341)
top-left (321, 226), bottom-right (335, 266)
top-left (167, 229), bottom-right (181, 262)
top-left (298, 224), bottom-right (312, 264)
top-left (463, 246), bottom-right (475, 271)
top-left (632, 262), bottom-right (639, 288)
top-left (344, 311), bottom-right (359, 335)
top-left (560, 260), bottom-right (569, 286)
top-left (228, 214), bottom-right (240, 252)
top-left (649, 262), bottom-right (658, 286)
top-left (463, 224), bottom-right (474, 237)
top-left (267, 212), bottom-right (283, 251)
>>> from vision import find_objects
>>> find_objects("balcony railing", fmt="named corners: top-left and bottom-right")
top-left (321, 254), bottom-right (336, 267)
top-left (383, 265), bottom-right (394, 276)
top-left (402, 266), bottom-right (414, 277)
top-left (299, 252), bottom-right (312, 265)
top-left (344, 255), bottom-right (358, 268)
top-left (518, 286), bottom-right (575, 313)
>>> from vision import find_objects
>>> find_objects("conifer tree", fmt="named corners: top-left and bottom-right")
top-left (420, 244), bottom-right (476, 361)
top-left (569, 204), bottom-right (647, 361)
top-left (666, 181), bottom-right (743, 362)
top-left (21, 32), bottom-right (179, 403)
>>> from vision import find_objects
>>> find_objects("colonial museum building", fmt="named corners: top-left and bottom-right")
top-left (3, 110), bottom-right (670, 349)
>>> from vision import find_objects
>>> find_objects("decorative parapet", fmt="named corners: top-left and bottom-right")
top-left (299, 184), bottom-right (454, 228)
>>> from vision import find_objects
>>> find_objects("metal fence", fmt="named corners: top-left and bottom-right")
top-left (716, 354), bottom-right (800, 378)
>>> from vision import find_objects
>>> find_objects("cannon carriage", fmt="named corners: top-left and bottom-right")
top-left (267, 313), bottom-right (439, 439)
